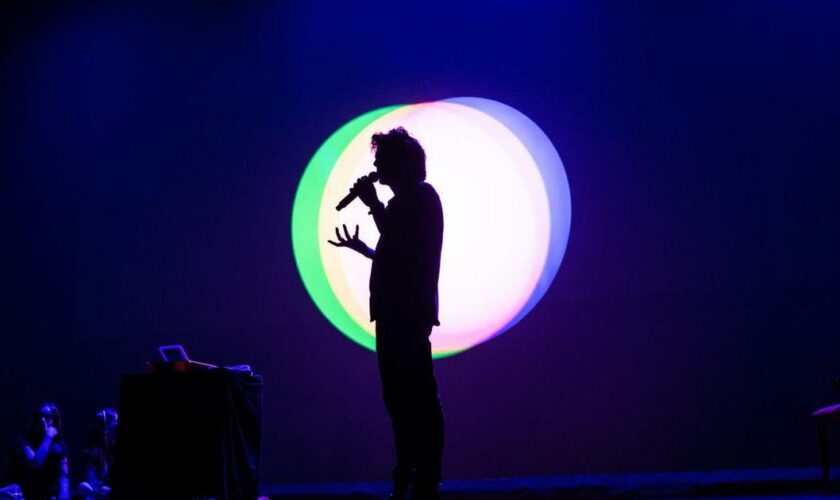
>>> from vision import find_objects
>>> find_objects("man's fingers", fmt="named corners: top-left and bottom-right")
top-left (331, 224), bottom-right (362, 247)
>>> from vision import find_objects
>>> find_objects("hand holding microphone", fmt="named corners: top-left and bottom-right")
top-left (336, 172), bottom-right (380, 211)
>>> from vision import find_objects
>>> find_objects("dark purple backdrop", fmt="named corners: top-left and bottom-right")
top-left (2, 1), bottom-right (839, 484)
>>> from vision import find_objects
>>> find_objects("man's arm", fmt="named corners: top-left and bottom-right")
top-left (351, 174), bottom-right (388, 233)
top-left (367, 200), bottom-right (387, 233)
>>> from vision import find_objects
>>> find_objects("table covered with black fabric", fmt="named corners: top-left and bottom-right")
top-left (112, 368), bottom-right (262, 500)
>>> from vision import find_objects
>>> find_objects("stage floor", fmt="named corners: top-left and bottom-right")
top-left (260, 467), bottom-right (840, 499)
top-left (259, 494), bottom-right (839, 500)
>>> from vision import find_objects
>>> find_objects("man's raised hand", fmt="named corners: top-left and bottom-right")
top-left (353, 173), bottom-right (380, 207)
top-left (328, 224), bottom-right (374, 259)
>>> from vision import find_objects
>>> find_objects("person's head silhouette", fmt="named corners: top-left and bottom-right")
top-left (28, 402), bottom-right (64, 442)
top-left (371, 127), bottom-right (426, 189)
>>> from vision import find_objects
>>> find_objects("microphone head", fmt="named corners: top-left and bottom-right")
top-left (369, 172), bottom-right (380, 182)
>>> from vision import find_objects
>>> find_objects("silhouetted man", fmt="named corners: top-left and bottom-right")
top-left (329, 127), bottom-right (444, 500)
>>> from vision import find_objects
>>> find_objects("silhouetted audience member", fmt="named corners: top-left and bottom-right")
top-left (329, 127), bottom-right (444, 500)
top-left (77, 408), bottom-right (117, 499)
top-left (10, 403), bottom-right (70, 500)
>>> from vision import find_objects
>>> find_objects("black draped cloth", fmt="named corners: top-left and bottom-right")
top-left (112, 368), bottom-right (262, 499)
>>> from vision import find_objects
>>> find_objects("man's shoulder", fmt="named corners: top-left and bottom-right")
top-left (415, 182), bottom-right (441, 203)
top-left (393, 182), bottom-right (439, 205)
top-left (418, 181), bottom-right (438, 193)
top-left (410, 183), bottom-right (441, 217)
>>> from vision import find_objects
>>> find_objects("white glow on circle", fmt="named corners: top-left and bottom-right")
top-left (317, 101), bottom-right (557, 354)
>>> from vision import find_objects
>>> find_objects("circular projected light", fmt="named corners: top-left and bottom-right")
top-left (292, 97), bottom-right (571, 358)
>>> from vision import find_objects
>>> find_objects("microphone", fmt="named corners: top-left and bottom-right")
top-left (335, 172), bottom-right (379, 211)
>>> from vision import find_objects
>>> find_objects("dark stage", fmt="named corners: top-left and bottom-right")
top-left (261, 467), bottom-right (839, 498)
top-left (2, 1), bottom-right (839, 499)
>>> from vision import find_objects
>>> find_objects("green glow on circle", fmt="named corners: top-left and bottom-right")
top-left (291, 105), bottom-right (402, 352)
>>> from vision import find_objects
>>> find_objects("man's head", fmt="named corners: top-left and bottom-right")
top-left (371, 127), bottom-right (426, 187)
